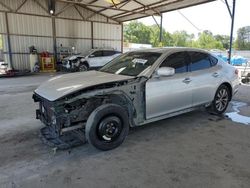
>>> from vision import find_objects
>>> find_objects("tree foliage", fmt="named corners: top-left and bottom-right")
top-left (171, 31), bottom-right (194, 47)
top-left (124, 21), bottom-right (151, 44)
top-left (124, 21), bottom-right (237, 50)
top-left (214, 34), bottom-right (230, 49)
top-left (234, 26), bottom-right (250, 50)
top-left (194, 31), bottom-right (224, 50)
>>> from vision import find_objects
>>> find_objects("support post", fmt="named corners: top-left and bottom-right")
top-left (4, 12), bottom-right (13, 70)
top-left (228, 0), bottom-right (236, 64)
top-left (52, 16), bottom-right (57, 63)
top-left (121, 23), bottom-right (123, 53)
top-left (91, 22), bottom-right (94, 49)
top-left (159, 14), bottom-right (163, 43)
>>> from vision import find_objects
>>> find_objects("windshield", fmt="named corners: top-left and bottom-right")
top-left (100, 52), bottom-right (161, 76)
top-left (82, 49), bottom-right (95, 56)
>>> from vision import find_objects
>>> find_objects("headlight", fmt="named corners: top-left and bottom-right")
top-left (41, 105), bottom-right (45, 113)
top-left (51, 115), bottom-right (57, 125)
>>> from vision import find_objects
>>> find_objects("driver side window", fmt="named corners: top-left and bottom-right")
top-left (91, 51), bottom-right (103, 57)
top-left (160, 52), bottom-right (189, 74)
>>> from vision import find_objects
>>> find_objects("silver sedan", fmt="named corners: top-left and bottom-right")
top-left (34, 47), bottom-right (240, 150)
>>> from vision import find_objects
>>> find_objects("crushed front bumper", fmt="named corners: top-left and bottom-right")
top-left (33, 93), bottom-right (86, 149)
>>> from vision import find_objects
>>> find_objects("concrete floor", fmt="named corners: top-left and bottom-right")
top-left (0, 73), bottom-right (250, 188)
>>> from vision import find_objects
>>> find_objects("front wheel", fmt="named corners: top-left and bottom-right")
top-left (79, 63), bottom-right (88, 72)
top-left (85, 104), bottom-right (129, 151)
top-left (210, 85), bottom-right (230, 114)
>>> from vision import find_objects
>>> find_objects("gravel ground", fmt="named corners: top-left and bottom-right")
top-left (0, 74), bottom-right (250, 188)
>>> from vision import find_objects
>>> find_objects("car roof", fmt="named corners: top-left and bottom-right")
top-left (129, 47), bottom-right (210, 55)
top-left (92, 48), bottom-right (116, 51)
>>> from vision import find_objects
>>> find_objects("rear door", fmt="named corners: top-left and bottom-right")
top-left (102, 50), bottom-right (116, 65)
top-left (188, 52), bottom-right (221, 106)
top-left (146, 52), bottom-right (193, 119)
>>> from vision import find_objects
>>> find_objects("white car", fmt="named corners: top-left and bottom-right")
top-left (62, 49), bottom-right (121, 72)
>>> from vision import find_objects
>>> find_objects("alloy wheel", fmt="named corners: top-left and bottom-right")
top-left (215, 88), bottom-right (229, 112)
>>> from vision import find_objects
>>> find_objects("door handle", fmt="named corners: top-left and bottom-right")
top-left (212, 72), bottom-right (219, 77)
top-left (183, 78), bottom-right (191, 84)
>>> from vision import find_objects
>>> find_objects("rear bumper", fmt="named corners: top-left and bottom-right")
top-left (231, 78), bottom-right (240, 96)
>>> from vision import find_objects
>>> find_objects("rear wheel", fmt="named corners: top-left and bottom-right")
top-left (210, 85), bottom-right (230, 114)
top-left (85, 104), bottom-right (129, 151)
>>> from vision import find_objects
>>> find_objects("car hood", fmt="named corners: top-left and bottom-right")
top-left (63, 54), bottom-right (84, 61)
top-left (35, 71), bottom-right (134, 101)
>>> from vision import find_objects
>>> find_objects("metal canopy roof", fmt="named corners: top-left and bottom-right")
top-left (57, 0), bottom-right (216, 23)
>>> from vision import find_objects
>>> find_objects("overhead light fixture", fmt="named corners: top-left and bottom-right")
top-left (48, 0), bottom-right (55, 15)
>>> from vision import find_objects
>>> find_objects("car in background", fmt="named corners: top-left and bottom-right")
top-left (0, 61), bottom-right (8, 75)
top-left (61, 48), bottom-right (121, 72)
top-left (33, 47), bottom-right (240, 151)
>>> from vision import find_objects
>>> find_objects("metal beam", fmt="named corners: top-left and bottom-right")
top-left (132, 0), bottom-right (160, 16)
top-left (111, 0), bottom-right (184, 19)
top-left (15, 0), bottom-right (28, 12)
top-left (74, 5), bottom-right (85, 20)
top-left (85, 0), bottom-right (129, 21)
top-left (76, 3), bottom-right (119, 23)
top-left (121, 23), bottom-right (123, 53)
top-left (224, 0), bottom-right (232, 18)
top-left (159, 14), bottom-right (163, 42)
top-left (118, 0), bottom-right (131, 9)
top-left (34, 0), bottom-right (49, 15)
top-left (152, 14), bottom-right (163, 43)
top-left (55, 3), bottom-right (74, 16)
top-left (112, 0), bottom-right (215, 22)
top-left (0, 1), bottom-right (13, 12)
top-left (57, 0), bottom-right (153, 17)
top-left (228, 0), bottom-right (236, 64)
top-left (52, 16), bottom-right (57, 64)
top-left (152, 15), bottom-right (160, 29)
top-left (4, 12), bottom-right (13, 70)
top-left (91, 22), bottom-right (94, 49)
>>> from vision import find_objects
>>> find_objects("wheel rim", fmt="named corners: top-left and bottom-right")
top-left (98, 116), bottom-right (122, 142)
top-left (215, 88), bottom-right (229, 112)
top-left (79, 65), bottom-right (87, 71)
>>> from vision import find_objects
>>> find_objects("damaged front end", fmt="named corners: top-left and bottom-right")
top-left (33, 76), bottom-right (147, 149)
top-left (33, 94), bottom-right (102, 149)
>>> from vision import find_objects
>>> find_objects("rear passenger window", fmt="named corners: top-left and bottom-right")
top-left (189, 52), bottom-right (211, 71)
top-left (210, 55), bottom-right (218, 66)
top-left (160, 52), bottom-right (188, 74)
top-left (103, 50), bottom-right (115, 56)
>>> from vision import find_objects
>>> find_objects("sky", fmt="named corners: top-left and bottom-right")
top-left (136, 0), bottom-right (250, 37)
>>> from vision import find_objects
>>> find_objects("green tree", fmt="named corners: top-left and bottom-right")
top-left (235, 26), bottom-right (250, 50)
top-left (171, 31), bottom-right (194, 47)
top-left (148, 25), bottom-right (173, 47)
top-left (214, 34), bottom-right (230, 49)
top-left (195, 31), bottom-right (224, 50)
top-left (124, 21), bottom-right (151, 44)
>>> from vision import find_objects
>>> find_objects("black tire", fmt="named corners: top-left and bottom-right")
top-left (79, 63), bottom-right (88, 72)
top-left (210, 84), bottom-right (230, 115)
top-left (85, 104), bottom-right (129, 151)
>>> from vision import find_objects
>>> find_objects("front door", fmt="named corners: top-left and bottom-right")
top-left (146, 52), bottom-right (193, 119)
top-left (88, 50), bottom-right (104, 68)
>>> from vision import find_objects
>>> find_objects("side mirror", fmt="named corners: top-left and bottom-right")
top-left (156, 67), bottom-right (175, 77)
top-left (89, 54), bottom-right (95, 58)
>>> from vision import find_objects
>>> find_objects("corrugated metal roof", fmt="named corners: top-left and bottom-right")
top-left (57, 0), bottom-right (216, 22)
